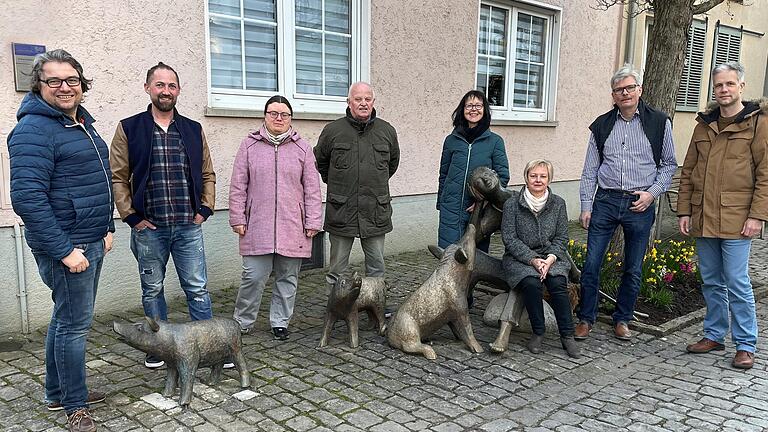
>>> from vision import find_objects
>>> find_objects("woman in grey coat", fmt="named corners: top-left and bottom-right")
top-left (490, 160), bottom-right (580, 358)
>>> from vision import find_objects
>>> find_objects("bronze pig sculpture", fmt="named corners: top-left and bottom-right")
top-left (319, 273), bottom-right (387, 348)
top-left (113, 316), bottom-right (250, 407)
top-left (387, 223), bottom-right (483, 360)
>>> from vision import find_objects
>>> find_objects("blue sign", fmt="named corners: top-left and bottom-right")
top-left (13, 43), bottom-right (46, 57)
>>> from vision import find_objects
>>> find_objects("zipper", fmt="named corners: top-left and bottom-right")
top-left (273, 143), bottom-right (279, 253)
top-left (68, 122), bottom-right (113, 231)
top-left (459, 140), bottom-right (473, 238)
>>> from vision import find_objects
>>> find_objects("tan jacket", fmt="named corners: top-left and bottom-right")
top-left (678, 98), bottom-right (768, 238)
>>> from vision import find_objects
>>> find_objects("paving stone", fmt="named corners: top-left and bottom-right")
top-left (342, 409), bottom-right (383, 429)
top-left (1, 242), bottom-right (766, 431)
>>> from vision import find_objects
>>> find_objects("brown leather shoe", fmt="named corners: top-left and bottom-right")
top-left (732, 350), bottom-right (755, 370)
top-left (573, 321), bottom-right (591, 340)
top-left (67, 408), bottom-right (97, 432)
top-left (614, 322), bottom-right (632, 341)
top-left (686, 338), bottom-right (725, 354)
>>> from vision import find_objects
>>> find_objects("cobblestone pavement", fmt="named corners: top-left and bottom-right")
top-left (1, 238), bottom-right (767, 431)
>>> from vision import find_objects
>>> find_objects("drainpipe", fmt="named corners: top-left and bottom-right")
top-left (13, 222), bottom-right (30, 334)
top-left (623, 0), bottom-right (638, 66)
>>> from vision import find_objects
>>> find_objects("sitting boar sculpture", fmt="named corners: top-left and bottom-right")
top-left (387, 223), bottom-right (483, 360)
top-left (113, 317), bottom-right (250, 407)
top-left (319, 272), bottom-right (387, 348)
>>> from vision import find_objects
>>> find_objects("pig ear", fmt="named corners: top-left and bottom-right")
top-left (145, 316), bottom-right (160, 332)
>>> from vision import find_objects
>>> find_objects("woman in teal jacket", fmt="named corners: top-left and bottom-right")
top-left (437, 90), bottom-right (510, 251)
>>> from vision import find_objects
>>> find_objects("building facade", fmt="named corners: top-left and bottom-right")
top-left (2, 0), bottom-right (627, 334)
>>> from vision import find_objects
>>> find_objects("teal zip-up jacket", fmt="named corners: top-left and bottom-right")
top-left (437, 128), bottom-right (509, 248)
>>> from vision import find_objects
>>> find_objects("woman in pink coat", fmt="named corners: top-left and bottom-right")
top-left (229, 95), bottom-right (323, 340)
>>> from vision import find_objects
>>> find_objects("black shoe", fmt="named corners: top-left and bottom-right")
top-left (223, 357), bottom-right (235, 369)
top-left (384, 307), bottom-right (397, 319)
top-left (144, 355), bottom-right (164, 369)
top-left (272, 327), bottom-right (289, 341)
top-left (527, 334), bottom-right (544, 354)
top-left (561, 336), bottom-right (582, 359)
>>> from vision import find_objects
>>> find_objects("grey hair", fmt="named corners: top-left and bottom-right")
top-left (348, 81), bottom-right (376, 100)
top-left (524, 159), bottom-right (554, 182)
top-left (610, 64), bottom-right (642, 88)
top-left (712, 61), bottom-right (745, 82)
top-left (29, 49), bottom-right (92, 94)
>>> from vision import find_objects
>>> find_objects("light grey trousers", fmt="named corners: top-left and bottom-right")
top-left (326, 234), bottom-right (386, 285)
top-left (233, 254), bottom-right (302, 329)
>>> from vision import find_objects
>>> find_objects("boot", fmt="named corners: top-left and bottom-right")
top-left (490, 321), bottom-right (513, 353)
top-left (561, 336), bottom-right (581, 359)
top-left (527, 334), bottom-right (544, 354)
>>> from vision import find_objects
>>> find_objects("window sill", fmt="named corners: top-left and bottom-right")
top-left (490, 119), bottom-right (559, 127)
top-left (204, 107), bottom-right (341, 121)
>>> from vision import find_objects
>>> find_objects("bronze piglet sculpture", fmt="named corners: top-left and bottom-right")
top-left (319, 273), bottom-right (387, 348)
top-left (113, 316), bottom-right (250, 407)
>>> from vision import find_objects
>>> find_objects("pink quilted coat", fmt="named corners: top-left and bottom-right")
top-left (229, 126), bottom-right (323, 258)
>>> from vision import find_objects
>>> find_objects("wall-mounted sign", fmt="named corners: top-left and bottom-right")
top-left (12, 43), bottom-right (46, 92)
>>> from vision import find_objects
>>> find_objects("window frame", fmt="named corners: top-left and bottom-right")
top-left (204, 0), bottom-right (371, 116)
top-left (708, 23), bottom-right (742, 100)
top-left (475, 0), bottom-right (562, 122)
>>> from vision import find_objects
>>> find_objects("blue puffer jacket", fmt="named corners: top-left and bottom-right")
top-left (437, 128), bottom-right (509, 248)
top-left (8, 92), bottom-right (114, 260)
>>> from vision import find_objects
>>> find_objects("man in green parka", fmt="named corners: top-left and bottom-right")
top-left (315, 82), bottom-right (400, 287)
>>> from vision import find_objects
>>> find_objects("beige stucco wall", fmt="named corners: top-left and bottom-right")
top-left (0, 0), bottom-right (621, 334)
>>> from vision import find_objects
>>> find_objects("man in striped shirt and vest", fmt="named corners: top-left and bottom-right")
top-left (575, 65), bottom-right (677, 341)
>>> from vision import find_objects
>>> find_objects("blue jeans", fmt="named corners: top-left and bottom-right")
top-left (130, 224), bottom-right (212, 321)
top-left (696, 237), bottom-right (757, 353)
top-left (33, 239), bottom-right (104, 414)
top-left (578, 189), bottom-right (655, 324)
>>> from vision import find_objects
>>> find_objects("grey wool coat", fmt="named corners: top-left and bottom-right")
top-left (501, 187), bottom-right (571, 288)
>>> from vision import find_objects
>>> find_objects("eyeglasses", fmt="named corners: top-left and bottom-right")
top-left (611, 84), bottom-right (640, 95)
top-left (464, 103), bottom-right (483, 111)
top-left (41, 77), bottom-right (81, 88)
top-left (266, 111), bottom-right (292, 120)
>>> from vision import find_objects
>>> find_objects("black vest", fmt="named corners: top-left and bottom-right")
top-left (588, 99), bottom-right (669, 167)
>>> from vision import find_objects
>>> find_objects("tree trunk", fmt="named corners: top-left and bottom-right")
top-left (642, 0), bottom-right (695, 120)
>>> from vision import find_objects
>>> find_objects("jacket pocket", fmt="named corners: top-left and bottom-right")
top-left (299, 202), bottom-right (306, 231)
top-left (333, 142), bottom-right (352, 170)
top-left (375, 194), bottom-right (392, 227)
top-left (373, 142), bottom-right (390, 171)
top-left (690, 191), bottom-right (703, 233)
top-left (720, 191), bottom-right (752, 234)
top-left (327, 193), bottom-right (349, 227)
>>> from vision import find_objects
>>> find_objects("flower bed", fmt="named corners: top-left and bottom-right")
top-left (567, 238), bottom-right (705, 327)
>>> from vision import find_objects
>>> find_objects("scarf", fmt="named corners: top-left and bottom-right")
top-left (265, 126), bottom-right (292, 145)
top-left (455, 115), bottom-right (490, 144)
top-left (524, 187), bottom-right (549, 213)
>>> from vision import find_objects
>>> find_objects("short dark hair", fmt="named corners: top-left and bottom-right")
top-left (29, 49), bottom-right (92, 94)
top-left (145, 62), bottom-right (180, 85)
top-left (264, 95), bottom-right (293, 116)
top-left (452, 90), bottom-right (491, 129)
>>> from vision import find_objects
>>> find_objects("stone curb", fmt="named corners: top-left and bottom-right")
top-left (597, 281), bottom-right (768, 337)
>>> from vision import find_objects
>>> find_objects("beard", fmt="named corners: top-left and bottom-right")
top-left (152, 96), bottom-right (176, 112)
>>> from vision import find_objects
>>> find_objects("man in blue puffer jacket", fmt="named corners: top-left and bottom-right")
top-left (8, 49), bottom-right (113, 432)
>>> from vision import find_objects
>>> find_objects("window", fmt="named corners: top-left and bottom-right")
top-left (475, 1), bottom-right (561, 122)
top-left (676, 20), bottom-right (706, 111)
top-left (206, 0), bottom-right (370, 115)
top-left (709, 23), bottom-right (742, 99)
top-left (644, 19), bottom-right (707, 112)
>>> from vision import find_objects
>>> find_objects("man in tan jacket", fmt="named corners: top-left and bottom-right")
top-left (678, 61), bottom-right (767, 370)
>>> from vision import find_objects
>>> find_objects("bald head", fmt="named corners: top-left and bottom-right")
top-left (347, 81), bottom-right (376, 121)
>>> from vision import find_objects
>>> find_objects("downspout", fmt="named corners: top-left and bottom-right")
top-left (623, 0), bottom-right (638, 66)
top-left (13, 222), bottom-right (30, 334)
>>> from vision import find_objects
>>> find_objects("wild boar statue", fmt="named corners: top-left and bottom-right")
top-left (319, 272), bottom-right (387, 348)
top-left (113, 316), bottom-right (250, 406)
top-left (387, 223), bottom-right (483, 360)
